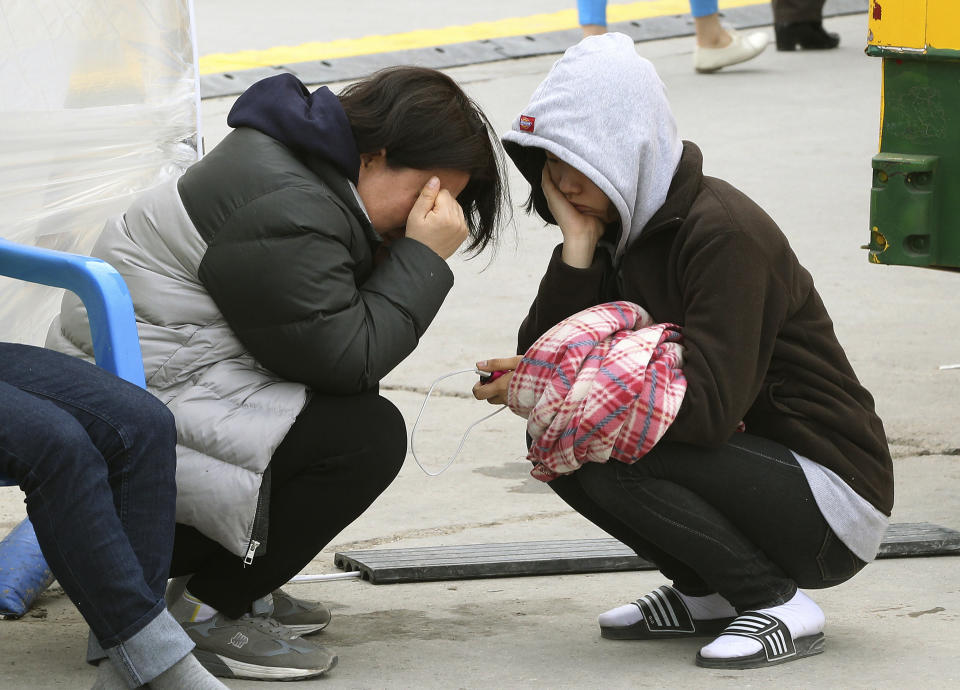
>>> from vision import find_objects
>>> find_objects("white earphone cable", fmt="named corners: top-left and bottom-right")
top-left (410, 368), bottom-right (506, 476)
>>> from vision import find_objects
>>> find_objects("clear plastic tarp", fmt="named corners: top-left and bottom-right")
top-left (0, 0), bottom-right (200, 344)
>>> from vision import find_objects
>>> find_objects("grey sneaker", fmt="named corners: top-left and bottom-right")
top-left (253, 589), bottom-right (332, 636)
top-left (168, 577), bottom-right (332, 637)
top-left (183, 611), bottom-right (338, 681)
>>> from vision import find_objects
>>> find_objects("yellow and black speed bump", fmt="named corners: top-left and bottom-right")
top-left (201, 0), bottom-right (868, 99)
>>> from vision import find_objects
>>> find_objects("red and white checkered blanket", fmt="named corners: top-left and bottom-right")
top-left (507, 301), bottom-right (687, 481)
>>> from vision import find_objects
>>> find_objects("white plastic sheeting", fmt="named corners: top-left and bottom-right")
top-left (0, 0), bottom-right (200, 344)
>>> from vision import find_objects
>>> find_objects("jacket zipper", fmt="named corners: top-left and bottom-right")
top-left (244, 538), bottom-right (260, 566)
top-left (243, 467), bottom-right (271, 567)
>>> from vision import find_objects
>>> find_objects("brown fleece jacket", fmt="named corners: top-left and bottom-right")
top-left (518, 142), bottom-right (894, 514)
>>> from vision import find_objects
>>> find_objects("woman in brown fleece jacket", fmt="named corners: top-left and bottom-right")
top-left (474, 34), bottom-right (893, 670)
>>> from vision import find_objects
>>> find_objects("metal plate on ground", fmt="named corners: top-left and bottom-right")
top-left (876, 522), bottom-right (960, 557)
top-left (333, 522), bottom-right (960, 584)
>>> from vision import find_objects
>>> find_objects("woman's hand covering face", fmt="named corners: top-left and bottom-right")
top-left (405, 176), bottom-right (469, 260)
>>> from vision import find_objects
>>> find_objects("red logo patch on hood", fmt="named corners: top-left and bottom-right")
top-left (519, 115), bottom-right (535, 132)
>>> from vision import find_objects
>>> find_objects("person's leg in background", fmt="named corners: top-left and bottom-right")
top-left (167, 389), bottom-right (407, 680)
top-left (772, 0), bottom-right (839, 50)
top-left (576, 0), bottom-right (766, 72)
top-left (0, 343), bottom-right (224, 689)
top-left (690, 0), bottom-right (769, 73)
top-left (578, 0), bottom-right (608, 37)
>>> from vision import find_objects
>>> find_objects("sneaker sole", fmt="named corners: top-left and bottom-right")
top-left (282, 621), bottom-right (330, 636)
top-left (194, 649), bottom-right (338, 681)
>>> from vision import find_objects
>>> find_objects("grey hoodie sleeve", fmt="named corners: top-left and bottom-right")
top-left (517, 243), bottom-right (612, 354)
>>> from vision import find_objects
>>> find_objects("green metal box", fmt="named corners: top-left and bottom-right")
top-left (866, 0), bottom-right (960, 269)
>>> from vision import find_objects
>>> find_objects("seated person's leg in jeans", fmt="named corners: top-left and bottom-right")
top-left (0, 343), bottom-right (224, 689)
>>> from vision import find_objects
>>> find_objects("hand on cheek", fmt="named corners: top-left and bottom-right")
top-left (541, 167), bottom-right (605, 268)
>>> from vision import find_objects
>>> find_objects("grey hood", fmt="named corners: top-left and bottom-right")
top-left (502, 33), bottom-right (683, 260)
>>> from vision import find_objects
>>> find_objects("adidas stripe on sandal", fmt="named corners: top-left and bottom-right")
top-left (695, 611), bottom-right (825, 669)
top-left (600, 586), bottom-right (735, 640)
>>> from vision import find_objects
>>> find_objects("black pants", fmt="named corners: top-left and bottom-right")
top-left (772, 0), bottom-right (827, 23)
top-left (169, 390), bottom-right (406, 618)
top-left (548, 433), bottom-right (866, 611)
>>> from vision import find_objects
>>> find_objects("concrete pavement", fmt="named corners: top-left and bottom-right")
top-left (2, 10), bottom-right (959, 689)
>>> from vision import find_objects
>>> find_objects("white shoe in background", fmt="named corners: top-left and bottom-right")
top-left (694, 28), bottom-right (769, 73)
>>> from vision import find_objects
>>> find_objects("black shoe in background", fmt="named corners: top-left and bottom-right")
top-left (774, 22), bottom-right (841, 51)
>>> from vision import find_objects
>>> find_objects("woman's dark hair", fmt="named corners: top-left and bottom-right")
top-left (503, 144), bottom-right (554, 224)
top-left (339, 66), bottom-right (509, 254)
top-left (507, 143), bottom-right (621, 245)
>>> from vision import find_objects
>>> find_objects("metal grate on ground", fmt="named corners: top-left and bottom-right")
top-left (333, 522), bottom-right (960, 584)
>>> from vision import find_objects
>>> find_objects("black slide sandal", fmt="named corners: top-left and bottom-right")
top-left (600, 585), bottom-right (736, 640)
top-left (695, 611), bottom-right (825, 669)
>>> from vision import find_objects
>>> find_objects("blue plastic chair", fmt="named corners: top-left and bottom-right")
top-left (0, 237), bottom-right (145, 615)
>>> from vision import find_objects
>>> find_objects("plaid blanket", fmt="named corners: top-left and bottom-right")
top-left (507, 301), bottom-right (687, 482)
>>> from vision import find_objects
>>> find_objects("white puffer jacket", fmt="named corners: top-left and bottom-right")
top-left (48, 79), bottom-right (456, 560)
top-left (47, 179), bottom-right (308, 559)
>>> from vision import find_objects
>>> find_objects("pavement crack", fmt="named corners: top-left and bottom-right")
top-left (887, 437), bottom-right (960, 458)
top-left (916, 448), bottom-right (960, 457)
top-left (907, 607), bottom-right (946, 618)
top-left (326, 510), bottom-right (572, 552)
top-left (382, 383), bottom-right (475, 399)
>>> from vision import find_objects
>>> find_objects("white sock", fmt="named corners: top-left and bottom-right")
top-left (150, 653), bottom-right (228, 690)
top-left (699, 590), bottom-right (825, 659)
top-left (90, 660), bottom-right (129, 690)
top-left (678, 591), bottom-right (737, 620)
top-left (597, 602), bottom-right (645, 628)
top-left (597, 587), bottom-right (736, 628)
top-left (168, 590), bottom-right (218, 623)
top-left (164, 576), bottom-right (190, 609)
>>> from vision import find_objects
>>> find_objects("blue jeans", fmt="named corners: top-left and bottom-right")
top-left (577, 0), bottom-right (719, 25)
top-left (0, 344), bottom-right (192, 687)
top-left (548, 433), bottom-right (866, 610)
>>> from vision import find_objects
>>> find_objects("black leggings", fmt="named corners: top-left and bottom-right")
top-left (548, 433), bottom-right (866, 611)
top-left (169, 390), bottom-right (406, 617)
